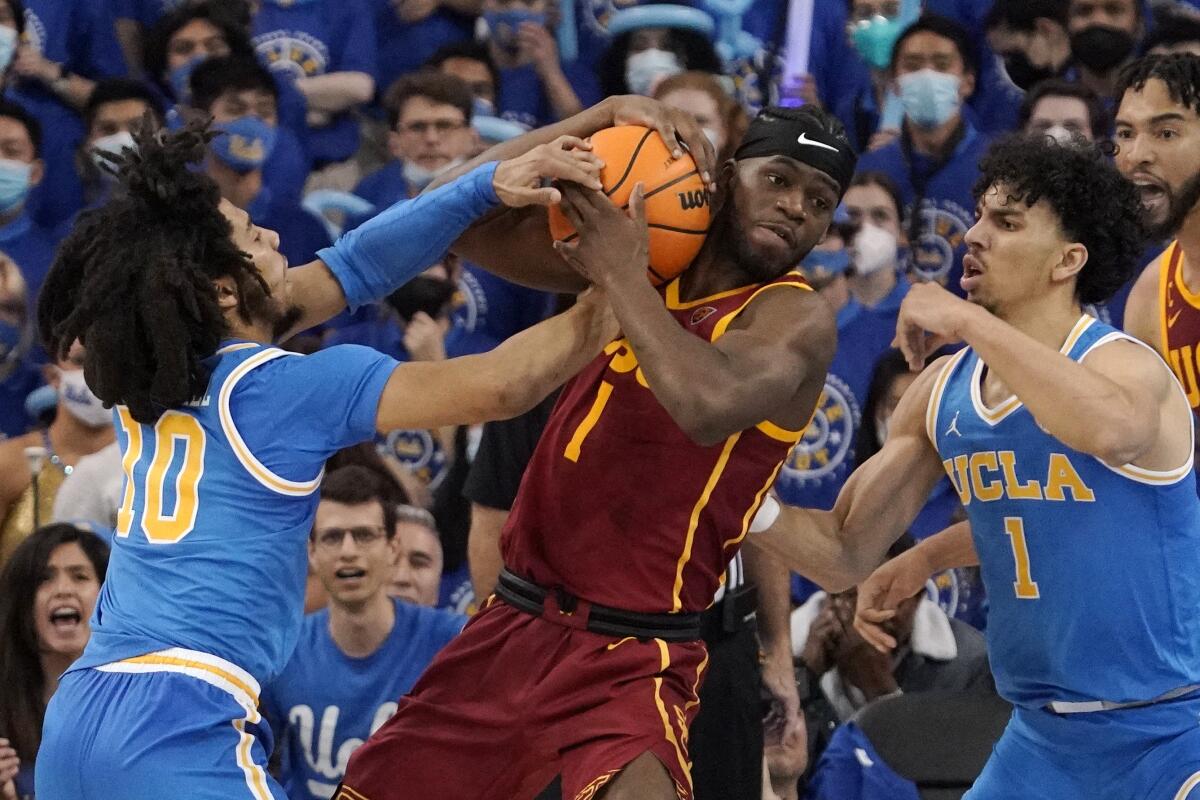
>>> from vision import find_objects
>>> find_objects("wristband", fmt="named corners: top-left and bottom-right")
top-left (750, 495), bottom-right (781, 533)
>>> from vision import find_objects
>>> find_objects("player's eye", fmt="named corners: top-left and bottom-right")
top-left (1158, 129), bottom-right (1177, 140)
top-left (1114, 128), bottom-right (1132, 140)
top-left (766, 173), bottom-right (784, 186)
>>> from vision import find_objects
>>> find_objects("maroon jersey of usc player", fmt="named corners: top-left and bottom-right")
top-left (1161, 241), bottom-right (1200, 421)
top-left (504, 271), bottom-right (813, 614)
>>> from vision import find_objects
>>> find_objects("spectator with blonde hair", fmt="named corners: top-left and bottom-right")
top-left (653, 70), bottom-right (748, 164)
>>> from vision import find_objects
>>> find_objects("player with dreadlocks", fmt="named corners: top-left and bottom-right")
top-left (28, 103), bottom-right (693, 799)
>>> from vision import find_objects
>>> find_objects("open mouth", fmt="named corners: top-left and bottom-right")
top-left (961, 254), bottom-right (985, 292)
top-left (49, 606), bottom-right (82, 633)
top-left (335, 567), bottom-right (367, 580)
top-left (756, 222), bottom-right (796, 249)
top-left (1132, 174), bottom-right (1168, 213)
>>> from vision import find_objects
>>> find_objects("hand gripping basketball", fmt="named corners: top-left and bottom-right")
top-left (492, 135), bottom-right (604, 208)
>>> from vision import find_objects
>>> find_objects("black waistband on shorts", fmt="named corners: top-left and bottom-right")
top-left (496, 568), bottom-right (702, 643)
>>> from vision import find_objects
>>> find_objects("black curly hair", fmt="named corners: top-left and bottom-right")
top-left (1115, 53), bottom-right (1200, 116)
top-left (973, 133), bottom-right (1146, 305)
top-left (37, 116), bottom-right (279, 423)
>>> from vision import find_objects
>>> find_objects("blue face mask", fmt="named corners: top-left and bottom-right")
top-left (851, 15), bottom-right (907, 71)
top-left (484, 9), bottom-right (546, 50)
top-left (897, 69), bottom-right (961, 129)
top-left (168, 55), bottom-right (207, 103)
top-left (0, 26), bottom-right (17, 73)
top-left (0, 159), bottom-right (32, 213)
top-left (801, 249), bottom-right (851, 277)
top-left (211, 116), bottom-right (278, 173)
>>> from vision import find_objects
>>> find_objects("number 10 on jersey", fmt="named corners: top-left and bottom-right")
top-left (115, 407), bottom-right (206, 543)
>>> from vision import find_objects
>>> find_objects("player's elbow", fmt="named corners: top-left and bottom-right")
top-left (1089, 418), bottom-right (1158, 466)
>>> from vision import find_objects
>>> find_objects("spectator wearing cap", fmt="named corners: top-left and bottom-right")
top-left (144, 1), bottom-right (312, 203)
top-left (76, 79), bottom-right (165, 211)
top-left (1018, 78), bottom-right (1108, 142)
top-left (250, 0), bottom-right (377, 167)
top-left (853, 14), bottom-right (989, 297)
top-left (187, 55), bottom-right (332, 268)
top-left (262, 466), bottom-right (465, 800)
top-left (596, 4), bottom-right (721, 100)
top-left (1065, 0), bottom-right (1144, 103)
top-left (371, 0), bottom-right (477, 97)
top-left (0, 251), bottom-right (41, 438)
top-left (0, 101), bottom-right (61, 304)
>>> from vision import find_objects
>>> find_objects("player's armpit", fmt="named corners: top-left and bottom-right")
top-left (450, 206), bottom-right (589, 293)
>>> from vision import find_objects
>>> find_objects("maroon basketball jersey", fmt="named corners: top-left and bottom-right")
top-left (1161, 241), bottom-right (1200, 420)
top-left (502, 271), bottom-right (813, 614)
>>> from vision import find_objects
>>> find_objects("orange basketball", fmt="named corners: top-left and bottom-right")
top-left (548, 125), bottom-right (711, 285)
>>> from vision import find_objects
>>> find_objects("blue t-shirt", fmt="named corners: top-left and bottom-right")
top-left (0, 359), bottom-right (44, 438)
top-left (72, 342), bottom-right (399, 685)
top-left (248, 188), bottom-right (333, 268)
top-left (114, 0), bottom-right (188, 27)
top-left (263, 598), bottom-right (465, 800)
top-left (855, 123), bottom-right (990, 295)
top-left (252, 0), bottom-right (377, 165)
top-left (353, 160), bottom-right (409, 212)
top-left (369, 0), bottom-right (474, 92)
top-left (445, 263), bottom-right (555, 357)
top-left (0, 209), bottom-right (64, 304)
top-left (264, 121), bottom-right (313, 205)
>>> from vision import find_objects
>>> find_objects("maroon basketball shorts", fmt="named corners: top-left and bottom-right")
top-left (337, 598), bottom-right (709, 800)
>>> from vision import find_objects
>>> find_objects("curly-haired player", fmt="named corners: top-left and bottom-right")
top-left (30, 114), bottom-right (625, 800)
top-left (752, 132), bottom-right (1200, 799)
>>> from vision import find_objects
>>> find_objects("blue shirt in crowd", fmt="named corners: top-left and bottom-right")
top-left (0, 208), bottom-right (63, 304)
top-left (252, 0), bottom-right (377, 165)
top-left (370, 0), bottom-right (473, 92)
top-left (353, 160), bottom-right (409, 212)
top-left (262, 598), bottom-right (465, 800)
top-left (0, 360), bottom-right (44, 439)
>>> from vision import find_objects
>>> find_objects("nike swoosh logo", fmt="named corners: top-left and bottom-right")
top-left (1170, 309), bottom-right (1184, 327)
top-left (796, 132), bottom-right (839, 153)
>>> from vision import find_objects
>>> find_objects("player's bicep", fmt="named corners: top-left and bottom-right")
top-left (1122, 260), bottom-right (1161, 352)
top-left (451, 207), bottom-right (588, 293)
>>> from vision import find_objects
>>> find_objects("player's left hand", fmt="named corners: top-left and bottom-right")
top-left (894, 282), bottom-right (974, 371)
top-left (761, 645), bottom-right (805, 752)
top-left (493, 135), bottom-right (604, 207)
top-left (553, 182), bottom-right (649, 287)
top-left (604, 95), bottom-right (717, 190)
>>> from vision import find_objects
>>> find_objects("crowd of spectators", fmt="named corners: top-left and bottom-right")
top-left (2, 0), bottom-right (1199, 797)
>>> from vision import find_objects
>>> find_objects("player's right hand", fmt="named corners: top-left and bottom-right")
top-left (492, 136), bottom-right (603, 208)
top-left (853, 549), bottom-right (934, 653)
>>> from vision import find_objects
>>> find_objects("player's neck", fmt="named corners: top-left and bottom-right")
top-left (222, 314), bottom-right (275, 345)
top-left (49, 408), bottom-right (115, 462)
top-left (682, 244), bottom-right (760, 299)
top-left (207, 161), bottom-right (263, 213)
top-left (328, 591), bottom-right (396, 659)
top-left (994, 292), bottom-right (1084, 352)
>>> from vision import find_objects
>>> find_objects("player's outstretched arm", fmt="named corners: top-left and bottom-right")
top-left (896, 281), bottom-right (1188, 470)
top-left (281, 138), bottom-right (604, 338)
top-left (853, 520), bottom-right (977, 653)
top-left (434, 95), bottom-right (717, 294)
top-left (750, 360), bottom-right (950, 593)
top-left (373, 288), bottom-right (617, 432)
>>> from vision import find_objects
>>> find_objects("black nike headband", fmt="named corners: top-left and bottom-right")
top-left (733, 106), bottom-right (858, 198)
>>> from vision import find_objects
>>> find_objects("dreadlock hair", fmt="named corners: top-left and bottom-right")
top-left (37, 116), bottom-right (273, 423)
top-left (1115, 53), bottom-right (1200, 116)
top-left (973, 133), bottom-right (1146, 305)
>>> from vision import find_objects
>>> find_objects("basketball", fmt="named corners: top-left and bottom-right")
top-left (548, 125), bottom-right (711, 285)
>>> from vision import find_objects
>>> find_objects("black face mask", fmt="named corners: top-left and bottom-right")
top-left (386, 276), bottom-right (457, 323)
top-left (1000, 50), bottom-right (1057, 92)
top-left (1070, 26), bottom-right (1136, 73)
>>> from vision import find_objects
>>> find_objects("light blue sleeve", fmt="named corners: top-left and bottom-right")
top-left (319, 162), bottom-right (501, 311)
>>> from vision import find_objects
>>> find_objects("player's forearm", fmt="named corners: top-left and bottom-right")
top-left (752, 504), bottom-right (866, 593)
top-left (742, 539), bottom-right (793, 655)
top-left (294, 72), bottom-right (375, 114)
top-left (910, 521), bottom-right (978, 572)
top-left (960, 304), bottom-right (1155, 462)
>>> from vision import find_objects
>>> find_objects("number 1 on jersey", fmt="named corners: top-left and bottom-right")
top-left (1004, 517), bottom-right (1040, 599)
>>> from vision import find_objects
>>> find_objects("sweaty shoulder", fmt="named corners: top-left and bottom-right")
top-left (727, 281), bottom-right (836, 356)
top-left (1123, 250), bottom-right (1167, 354)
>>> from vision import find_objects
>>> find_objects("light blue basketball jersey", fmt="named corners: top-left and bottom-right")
top-left (70, 340), bottom-right (398, 685)
top-left (929, 315), bottom-right (1200, 708)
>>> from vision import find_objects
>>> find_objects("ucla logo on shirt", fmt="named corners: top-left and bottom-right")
top-left (21, 9), bottom-right (45, 55)
top-left (908, 198), bottom-right (972, 285)
top-left (380, 429), bottom-right (448, 490)
top-left (253, 30), bottom-right (329, 79)
top-left (777, 373), bottom-right (859, 489)
top-left (288, 702), bottom-right (397, 797)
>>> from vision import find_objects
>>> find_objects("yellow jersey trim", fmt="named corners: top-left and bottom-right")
top-left (925, 348), bottom-right (969, 444)
top-left (709, 276), bottom-right (813, 343)
top-left (672, 433), bottom-right (740, 611)
top-left (664, 277), bottom-right (757, 310)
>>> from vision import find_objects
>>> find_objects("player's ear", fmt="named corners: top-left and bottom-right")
top-left (1051, 242), bottom-right (1088, 284)
top-left (212, 276), bottom-right (239, 313)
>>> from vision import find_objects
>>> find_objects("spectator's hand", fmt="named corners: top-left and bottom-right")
top-left (13, 45), bottom-right (60, 85)
top-left (393, 0), bottom-right (440, 24)
top-left (0, 738), bottom-right (19, 800)
top-left (604, 95), bottom-right (716, 189)
top-left (492, 135), bottom-right (603, 207)
top-left (518, 22), bottom-right (560, 76)
top-left (553, 182), bottom-right (648, 289)
top-left (761, 645), bottom-right (805, 751)
top-left (835, 635), bottom-right (901, 701)
top-left (854, 547), bottom-right (933, 653)
top-left (893, 281), bottom-right (972, 371)
top-left (403, 312), bottom-right (448, 362)
top-left (868, 128), bottom-right (900, 151)
top-left (799, 601), bottom-right (845, 676)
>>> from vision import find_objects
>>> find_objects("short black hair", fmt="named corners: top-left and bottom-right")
top-left (597, 28), bottom-right (723, 97)
top-left (0, 99), bottom-right (41, 158)
top-left (1018, 78), bottom-right (1109, 140)
top-left (383, 71), bottom-right (473, 131)
top-left (973, 133), bottom-right (1146, 304)
top-left (1144, 12), bottom-right (1200, 54)
top-left (84, 79), bottom-right (166, 133)
top-left (425, 40), bottom-right (501, 99)
top-left (316, 465), bottom-right (399, 539)
top-left (189, 55), bottom-right (278, 113)
top-left (985, 0), bottom-right (1069, 32)
top-left (143, 0), bottom-right (254, 88)
top-left (890, 13), bottom-right (979, 77)
top-left (1115, 53), bottom-right (1200, 116)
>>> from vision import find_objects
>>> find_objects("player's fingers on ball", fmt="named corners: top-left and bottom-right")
top-left (627, 182), bottom-right (647, 220)
top-left (555, 153), bottom-right (603, 190)
top-left (558, 191), bottom-right (587, 227)
top-left (675, 113), bottom-right (716, 182)
top-left (555, 135), bottom-right (594, 154)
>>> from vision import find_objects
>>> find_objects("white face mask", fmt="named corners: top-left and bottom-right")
top-left (91, 130), bottom-right (137, 172)
top-left (625, 48), bottom-right (682, 96)
top-left (402, 157), bottom-right (466, 193)
top-left (1043, 124), bottom-right (1078, 145)
top-left (852, 223), bottom-right (898, 277)
top-left (59, 368), bottom-right (112, 428)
